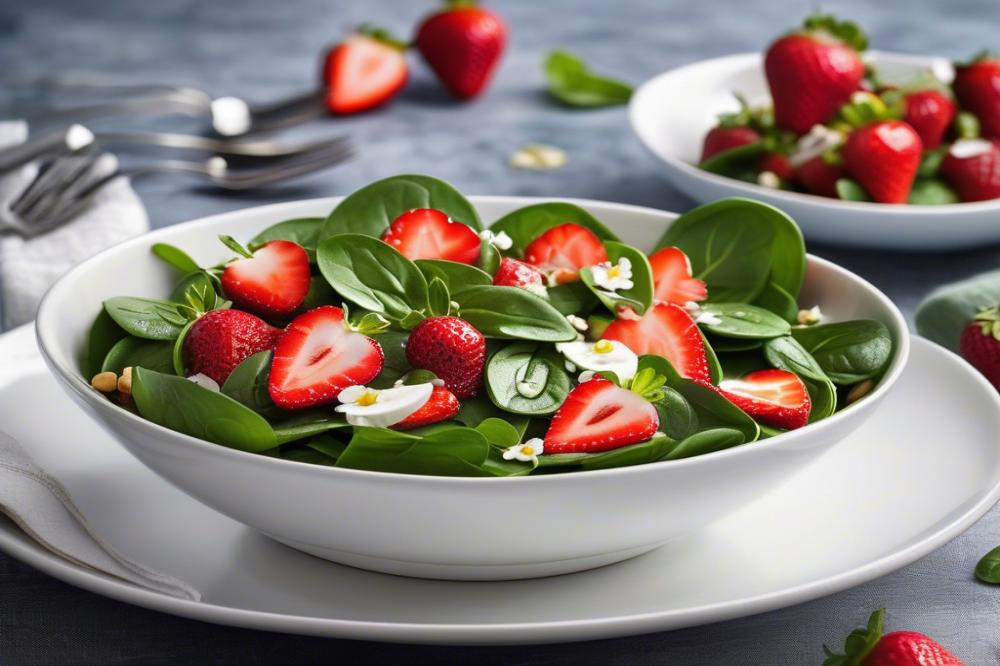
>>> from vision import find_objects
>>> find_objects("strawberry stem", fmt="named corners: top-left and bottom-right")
top-left (822, 609), bottom-right (885, 666)
top-left (974, 306), bottom-right (1000, 340)
top-left (356, 23), bottom-right (409, 51)
top-left (218, 234), bottom-right (253, 259)
top-left (955, 111), bottom-right (982, 140)
top-left (801, 13), bottom-right (868, 51)
top-left (626, 367), bottom-right (667, 402)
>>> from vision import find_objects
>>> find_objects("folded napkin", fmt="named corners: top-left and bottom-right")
top-left (0, 431), bottom-right (200, 600)
top-left (0, 120), bottom-right (149, 330)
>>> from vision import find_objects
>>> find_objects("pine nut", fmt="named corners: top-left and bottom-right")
top-left (846, 379), bottom-right (875, 404)
top-left (117, 367), bottom-right (133, 395)
top-left (90, 372), bottom-right (118, 393)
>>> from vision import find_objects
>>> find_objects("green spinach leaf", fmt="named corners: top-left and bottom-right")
top-left (485, 342), bottom-right (572, 415)
top-left (84, 309), bottom-right (128, 378)
top-left (104, 297), bottom-right (189, 340)
top-left (101, 336), bottom-right (174, 375)
top-left (220, 351), bottom-right (279, 416)
top-left (453, 285), bottom-right (577, 341)
top-left (700, 303), bottom-right (791, 339)
top-left (489, 202), bottom-right (618, 255)
top-left (416, 259), bottom-right (492, 295)
top-left (975, 544), bottom-right (1000, 584)
top-left (250, 217), bottom-right (324, 261)
top-left (662, 427), bottom-right (745, 460)
top-left (336, 426), bottom-right (491, 477)
top-left (579, 241), bottom-right (654, 315)
top-left (908, 178), bottom-right (959, 205)
top-left (152, 243), bottom-right (200, 274)
top-left (790, 320), bottom-right (893, 385)
top-left (698, 141), bottom-right (767, 176)
top-left (544, 50), bottom-right (633, 107)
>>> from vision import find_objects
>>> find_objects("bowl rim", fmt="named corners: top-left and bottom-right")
top-left (629, 51), bottom-right (1000, 215)
top-left (35, 195), bottom-right (911, 486)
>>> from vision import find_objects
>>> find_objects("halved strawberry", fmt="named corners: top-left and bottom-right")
top-left (322, 31), bottom-right (408, 115)
top-left (543, 377), bottom-right (658, 453)
top-left (522, 223), bottom-right (607, 283)
top-left (717, 369), bottom-right (811, 430)
top-left (221, 240), bottom-right (311, 317)
top-left (394, 385), bottom-right (460, 430)
top-left (381, 208), bottom-right (481, 264)
top-left (602, 302), bottom-right (712, 383)
top-left (492, 257), bottom-right (544, 287)
top-left (268, 306), bottom-right (384, 410)
top-left (648, 247), bottom-right (707, 305)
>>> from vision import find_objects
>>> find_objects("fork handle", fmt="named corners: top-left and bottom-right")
top-left (0, 125), bottom-right (95, 176)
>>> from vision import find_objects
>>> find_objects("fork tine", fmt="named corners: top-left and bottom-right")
top-left (220, 142), bottom-right (355, 189)
top-left (14, 151), bottom-right (101, 221)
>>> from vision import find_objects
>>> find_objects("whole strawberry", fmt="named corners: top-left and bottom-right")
top-left (795, 154), bottom-right (845, 198)
top-left (405, 316), bottom-right (486, 398)
top-left (903, 89), bottom-right (956, 150)
top-left (415, 1), bottom-right (506, 100)
top-left (959, 306), bottom-right (1000, 390)
top-left (953, 52), bottom-right (1000, 139)
top-left (764, 14), bottom-right (867, 134)
top-left (842, 120), bottom-right (923, 203)
top-left (941, 139), bottom-right (1000, 202)
top-left (823, 609), bottom-right (965, 665)
top-left (183, 309), bottom-right (280, 385)
top-left (700, 126), bottom-right (761, 162)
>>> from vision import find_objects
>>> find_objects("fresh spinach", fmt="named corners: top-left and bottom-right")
top-left (169, 271), bottom-right (220, 310)
top-left (103, 297), bottom-right (189, 340)
top-left (699, 303), bottom-right (791, 339)
top-left (489, 202), bottom-right (618, 255)
top-left (336, 426), bottom-right (491, 477)
top-left (152, 243), bottom-right (200, 274)
top-left (975, 544), bottom-right (1000, 584)
top-left (908, 178), bottom-right (959, 205)
top-left (698, 142), bottom-right (767, 176)
top-left (545, 281), bottom-right (599, 316)
top-left (299, 276), bottom-right (338, 311)
top-left (485, 343), bottom-right (572, 415)
top-left (537, 433), bottom-right (674, 470)
top-left (83, 309), bottom-right (127, 378)
top-left (580, 241), bottom-right (654, 315)
top-left (220, 351), bottom-right (279, 416)
top-left (250, 217), bottom-right (324, 261)
top-left (475, 417), bottom-right (522, 447)
top-left (835, 178), bottom-right (871, 202)
top-left (427, 277), bottom-right (451, 317)
top-left (544, 50), bottom-right (633, 108)
top-left (791, 320), bottom-right (893, 385)
top-left (453, 285), bottom-right (577, 341)
top-left (662, 428), bottom-right (745, 460)
top-left (101, 336), bottom-right (174, 375)
top-left (369, 329), bottom-right (410, 389)
top-left (416, 259), bottom-right (493, 295)
top-left (655, 385), bottom-right (700, 440)
top-left (271, 413), bottom-right (351, 445)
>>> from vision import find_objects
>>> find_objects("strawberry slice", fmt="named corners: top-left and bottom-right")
top-left (717, 369), bottom-right (811, 430)
top-left (648, 247), bottom-right (707, 305)
top-left (492, 257), bottom-right (544, 287)
top-left (543, 377), bottom-right (659, 453)
top-left (522, 223), bottom-right (607, 283)
top-left (394, 385), bottom-right (460, 430)
top-left (221, 240), bottom-right (311, 317)
top-left (268, 306), bottom-right (384, 410)
top-left (602, 302), bottom-right (712, 383)
top-left (381, 208), bottom-right (481, 264)
top-left (323, 32), bottom-right (408, 115)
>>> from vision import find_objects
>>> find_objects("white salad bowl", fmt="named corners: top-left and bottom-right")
top-left (629, 51), bottom-right (1000, 251)
top-left (35, 196), bottom-right (909, 581)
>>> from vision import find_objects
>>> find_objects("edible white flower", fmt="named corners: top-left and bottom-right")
top-left (566, 314), bottom-right (589, 332)
top-left (524, 283), bottom-right (549, 299)
top-left (683, 301), bottom-right (722, 326)
top-left (949, 139), bottom-right (994, 160)
top-left (556, 339), bottom-right (638, 383)
top-left (757, 171), bottom-right (781, 189)
top-left (502, 437), bottom-right (544, 463)
top-left (590, 257), bottom-right (634, 293)
top-left (788, 124), bottom-right (845, 168)
top-left (335, 383), bottom-right (434, 427)
top-left (478, 229), bottom-right (514, 251)
top-left (797, 305), bottom-right (823, 326)
top-left (187, 373), bottom-right (220, 392)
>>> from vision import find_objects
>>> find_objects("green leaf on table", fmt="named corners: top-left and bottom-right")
top-left (416, 259), bottom-right (493, 295)
top-left (975, 544), bottom-right (1000, 584)
top-left (544, 50), bottom-right (633, 108)
top-left (336, 426), bottom-right (491, 477)
top-left (790, 320), bottom-right (893, 385)
top-left (699, 303), bottom-right (792, 339)
top-left (250, 217), bottom-right (324, 261)
top-left (489, 202), bottom-right (618, 256)
top-left (83, 309), bottom-right (128, 378)
top-left (103, 297), bottom-right (190, 340)
top-left (101, 336), bottom-right (174, 375)
top-left (908, 178), bottom-right (959, 205)
top-left (916, 269), bottom-right (1000, 353)
top-left (579, 241), bottom-right (654, 315)
top-left (453, 285), bottom-right (577, 341)
top-left (152, 243), bottom-right (200, 274)
top-left (485, 342), bottom-right (572, 415)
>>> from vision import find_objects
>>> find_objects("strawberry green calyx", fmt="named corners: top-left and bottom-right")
top-left (955, 110), bottom-right (982, 140)
top-left (837, 91), bottom-right (901, 128)
top-left (822, 608), bottom-right (884, 666)
top-left (956, 49), bottom-right (999, 68)
top-left (356, 24), bottom-right (408, 51)
top-left (626, 367), bottom-right (667, 402)
top-left (218, 234), bottom-right (253, 259)
top-left (973, 306), bottom-right (1000, 340)
top-left (801, 13), bottom-right (868, 51)
top-left (717, 94), bottom-right (776, 133)
top-left (442, 0), bottom-right (477, 8)
top-left (342, 302), bottom-right (392, 335)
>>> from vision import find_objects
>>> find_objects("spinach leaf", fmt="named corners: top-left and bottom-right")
top-left (101, 337), bottom-right (174, 375)
top-left (271, 413), bottom-right (351, 445)
top-left (835, 178), bottom-right (872, 202)
top-left (537, 433), bottom-right (674, 470)
top-left (580, 241), bottom-right (654, 315)
top-left (321, 174), bottom-right (481, 239)
top-left (700, 328), bottom-right (724, 385)
top-left (132, 367), bottom-right (277, 452)
top-left (453, 285), bottom-right (577, 341)
top-left (908, 178), bottom-right (959, 205)
top-left (316, 233), bottom-right (428, 322)
top-left (662, 428), bottom-right (745, 460)
top-left (171, 320), bottom-right (195, 376)
top-left (700, 303), bottom-right (791, 339)
top-left (708, 337), bottom-right (763, 353)
top-left (475, 417), bottom-right (522, 447)
top-left (299, 276), bottom-right (338, 311)
top-left (544, 50), bottom-right (633, 108)
top-left (336, 426), bottom-right (491, 477)
top-left (485, 343), bottom-right (572, 415)
top-left (104, 297), bottom-right (189, 340)
top-left (84, 309), bottom-right (127, 378)
top-left (758, 335), bottom-right (838, 421)
top-left (281, 446), bottom-right (339, 466)
top-left (916, 269), bottom-right (1000, 353)
top-left (791, 320), bottom-right (893, 385)
top-left (455, 395), bottom-right (514, 428)
top-left (426, 277), bottom-right (451, 317)
top-left (307, 434), bottom-right (348, 462)
top-left (698, 141), bottom-right (767, 176)
top-left (152, 243), bottom-right (200, 274)
top-left (655, 385), bottom-right (700, 440)
top-left (220, 351), bottom-right (279, 416)
top-left (416, 259), bottom-right (493, 295)
top-left (169, 271), bottom-right (220, 309)
top-left (489, 202), bottom-right (618, 255)
top-left (545, 281), bottom-right (599, 316)
top-left (975, 544), bottom-right (1000, 584)
top-left (803, 374), bottom-right (837, 421)
top-left (754, 279), bottom-right (800, 324)
top-left (250, 217), bottom-right (323, 261)
top-left (479, 237), bottom-right (501, 275)
top-left (369, 330), bottom-right (410, 389)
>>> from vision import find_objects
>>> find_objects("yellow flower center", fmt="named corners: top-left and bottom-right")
top-left (607, 264), bottom-right (621, 278)
top-left (521, 446), bottom-right (535, 456)
top-left (355, 389), bottom-right (380, 406)
top-left (592, 339), bottom-right (614, 354)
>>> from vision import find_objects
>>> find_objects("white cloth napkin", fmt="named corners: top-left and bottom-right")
top-left (0, 120), bottom-right (149, 329)
top-left (0, 431), bottom-right (200, 600)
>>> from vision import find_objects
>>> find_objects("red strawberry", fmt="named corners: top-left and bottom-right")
top-left (764, 15), bottom-right (867, 133)
top-left (758, 153), bottom-right (795, 180)
top-left (823, 609), bottom-right (965, 666)
top-left (182, 310), bottom-right (280, 385)
top-left (953, 53), bottom-right (1000, 139)
top-left (405, 316), bottom-right (486, 398)
top-left (959, 306), bottom-right (1000, 389)
top-left (492, 257), bottom-right (544, 287)
top-left (717, 369), bottom-right (811, 430)
top-left (322, 31), bottom-right (408, 115)
top-left (394, 385), bottom-right (460, 430)
top-left (602, 302), bottom-right (712, 384)
top-left (903, 89), bottom-right (956, 150)
top-left (543, 377), bottom-right (659, 454)
top-left (700, 126), bottom-right (761, 162)
top-left (415, 1), bottom-right (506, 100)
top-left (221, 240), bottom-right (311, 317)
top-left (842, 121), bottom-right (923, 203)
top-left (522, 223), bottom-right (607, 284)
top-left (648, 247), bottom-right (707, 305)
top-left (940, 139), bottom-right (1000, 202)
top-left (268, 306), bottom-right (384, 410)
top-left (381, 208), bottom-right (481, 264)
top-left (795, 155), bottom-right (845, 197)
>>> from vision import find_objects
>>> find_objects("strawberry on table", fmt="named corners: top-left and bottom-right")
top-left (220, 238), bottom-right (311, 317)
top-left (183, 310), bottom-right (280, 385)
top-left (902, 89), bottom-right (956, 150)
top-left (823, 608), bottom-right (965, 665)
top-left (268, 306), bottom-right (384, 410)
top-left (522, 223), bottom-right (608, 284)
top-left (647, 247), bottom-right (707, 306)
top-left (764, 14), bottom-right (867, 134)
top-left (842, 120), bottom-right (923, 203)
top-left (322, 28), bottom-right (408, 115)
top-left (405, 315), bottom-right (486, 398)
top-left (602, 302), bottom-right (712, 384)
top-left (415, 0), bottom-right (506, 100)
top-left (381, 208), bottom-right (481, 264)
top-left (953, 52), bottom-right (1000, 139)
top-left (394, 385), bottom-right (460, 429)
top-left (717, 368), bottom-right (811, 430)
top-left (940, 139), bottom-right (1000, 202)
top-left (701, 126), bottom-right (761, 162)
top-left (492, 257), bottom-right (544, 287)
top-left (959, 306), bottom-right (1000, 390)
top-left (543, 377), bottom-right (659, 454)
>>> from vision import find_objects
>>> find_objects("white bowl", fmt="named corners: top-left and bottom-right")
top-left (35, 196), bottom-right (909, 580)
top-left (629, 51), bottom-right (1000, 251)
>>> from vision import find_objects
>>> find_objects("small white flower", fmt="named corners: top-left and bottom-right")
top-left (578, 370), bottom-right (596, 383)
top-left (524, 283), bottom-right (549, 299)
top-left (590, 257), bottom-right (634, 293)
top-left (949, 138), bottom-right (993, 160)
top-left (683, 300), bottom-right (722, 326)
top-left (479, 229), bottom-right (513, 250)
top-left (335, 383), bottom-right (434, 427)
top-left (556, 338), bottom-right (638, 382)
top-left (788, 124), bottom-right (845, 168)
top-left (566, 314), bottom-right (589, 332)
top-left (797, 305), bottom-right (823, 326)
top-left (502, 437), bottom-right (544, 463)
top-left (187, 373), bottom-right (220, 392)
top-left (757, 171), bottom-right (781, 189)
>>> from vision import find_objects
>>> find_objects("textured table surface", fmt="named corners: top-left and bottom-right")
top-left (3, 0), bottom-right (1000, 663)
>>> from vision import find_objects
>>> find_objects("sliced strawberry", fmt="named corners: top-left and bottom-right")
top-left (492, 257), bottom-right (544, 287)
top-left (717, 369), bottom-right (811, 430)
top-left (602, 302), bottom-right (712, 383)
top-left (522, 223), bottom-right (607, 283)
top-left (221, 240), bottom-right (311, 317)
top-left (268, 306), bottom-right (384, 410)
top-left (183, 310), bottom-right (280, 385)
top-left (701, 126), bottom-right (761, 162)
top-left (394, 385), bottom-right (460, 430)
top-left (543, 377), bottom-right (659, 454)
top-left (648, 247), bottom-right (707, 305)
top-left (381, 208), bottom-right (481, 264)
top-left (323, 32), bottom-right (408, 115)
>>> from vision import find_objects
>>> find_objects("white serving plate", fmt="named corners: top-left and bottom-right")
top-left (629, 51), bottom-right (1000, 251)
top-left (3, 325), bottom-right (999, 644)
